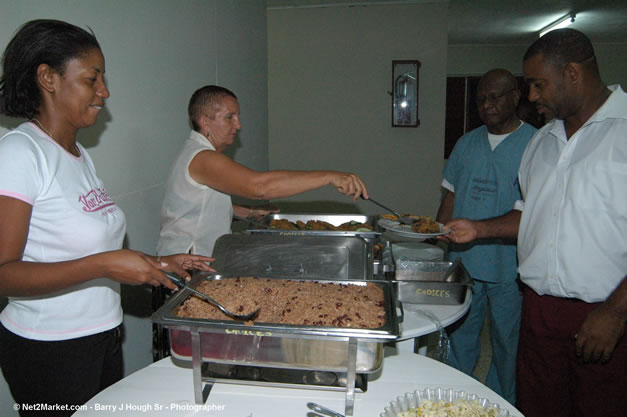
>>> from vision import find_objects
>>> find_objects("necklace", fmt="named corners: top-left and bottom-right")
top-left (32, 118), bottom-right (80, 156)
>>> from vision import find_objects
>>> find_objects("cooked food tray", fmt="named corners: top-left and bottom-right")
top-left (247, 214), bottom-right (380, 238)
top-left (151, 274), bottom-right (399, 373)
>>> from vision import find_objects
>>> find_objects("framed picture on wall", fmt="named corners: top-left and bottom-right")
top-left (392, 60), bottom-right (420, 127)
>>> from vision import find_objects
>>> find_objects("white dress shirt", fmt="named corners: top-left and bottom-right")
top-left (516, 85), bottom-right (627, 302)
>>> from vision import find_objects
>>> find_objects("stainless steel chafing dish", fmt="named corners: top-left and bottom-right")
top-left (152, 273), bottom-right (399, 416)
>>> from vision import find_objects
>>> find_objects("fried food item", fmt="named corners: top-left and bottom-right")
top-left (410, 216), bottom-right (441, 233)
top-left (338, 221), bottom-right (373, 231)
top-left (306, 220), bottom-right (339, 230)
top-left (268, 218), bottom-right (373, 231)
top-left (270, 219), bottom-right (299, 230)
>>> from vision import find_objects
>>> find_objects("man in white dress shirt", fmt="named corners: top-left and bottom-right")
top-left (439, 28), bottom-right (626, 417)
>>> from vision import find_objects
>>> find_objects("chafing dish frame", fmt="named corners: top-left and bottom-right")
top-left (151, 273), bottom-right (399, 416)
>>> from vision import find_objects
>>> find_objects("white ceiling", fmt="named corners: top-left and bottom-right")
top-left (266, 0), bottom-right (627, 45)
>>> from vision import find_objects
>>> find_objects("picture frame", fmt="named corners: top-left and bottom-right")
top-left (392, 60), bottom-right (420, 127)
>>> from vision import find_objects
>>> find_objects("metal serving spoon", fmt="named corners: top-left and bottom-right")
top-left (363, 197), bottom-right (414, 225)
top-left (164, 272), bottom-right (260, 321)
top-left (443, 258), bottom-right (462, 282)
top-left (306, 402), bottom-right (345, 417)
top-left (232, 215), bottom-right (271, 229)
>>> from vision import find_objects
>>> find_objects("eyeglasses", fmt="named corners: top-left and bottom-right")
top-left (475, 88), bottom-right (516, 105)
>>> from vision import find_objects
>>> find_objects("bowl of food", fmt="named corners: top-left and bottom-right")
top-left (380, 387), bottom-right (511, 417)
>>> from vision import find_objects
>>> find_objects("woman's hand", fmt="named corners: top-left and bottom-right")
top-left (100, 250), bottom-right (212, 290)
top-left (331, 172), bottom-right (369, 200)
top-left (157, 254), bottom-right (215, 278)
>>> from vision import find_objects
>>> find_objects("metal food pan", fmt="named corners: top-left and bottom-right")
top-left (247, 214), bottom-right (380, 239)
top-left (151, 274), bottom-right (399, 373)
top-left (211, 233), bottom-right (373, 281)
top-left (392, 261), bottom-right (472, 305)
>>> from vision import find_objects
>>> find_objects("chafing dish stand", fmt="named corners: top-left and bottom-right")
top-left (185, 328), bottom-right (361, 417)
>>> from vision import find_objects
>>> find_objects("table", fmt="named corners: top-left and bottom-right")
top-left (395, 288), bottom-right (471, 353)
top-left (75, 347), bottom-right (523, 417)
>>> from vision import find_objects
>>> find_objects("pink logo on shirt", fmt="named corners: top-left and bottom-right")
top-left (79, 188), bottom-right (116, 212)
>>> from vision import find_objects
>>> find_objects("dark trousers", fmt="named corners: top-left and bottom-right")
top-left (517, 286), bottom-right (627, 417)
top-left (0, 322), bottom-right (123, 417)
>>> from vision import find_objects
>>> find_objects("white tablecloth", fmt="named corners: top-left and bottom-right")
top-left (393, 288), bottom-right (471, 353)
top-left (75, 346), bottom-right (522, 417)
top-left (398, 288), bottom-right (471, 339)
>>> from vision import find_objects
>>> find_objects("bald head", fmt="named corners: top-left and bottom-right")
top-left (479, 69), bottom-right (518, 93)
top-left (475, 69), bottom-right (521, 134)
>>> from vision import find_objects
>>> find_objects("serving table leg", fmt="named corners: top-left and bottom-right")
top-left (191, 329), bottom-right (208, 404)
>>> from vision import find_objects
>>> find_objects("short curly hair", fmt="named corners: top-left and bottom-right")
top-left (0, 19), bottom-right (101, 118)
top-left (188, 85), bottom-right (237, 132)
top-left (523, 28), bottom-right (596, 69)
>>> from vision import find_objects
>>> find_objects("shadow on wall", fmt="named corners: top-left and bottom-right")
top-left (0, 107), bottom-right (112, 149)
top-left (0, 114), bottom-right (22, 131)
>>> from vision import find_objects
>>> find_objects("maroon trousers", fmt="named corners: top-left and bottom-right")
top-left (517, 286), bottom-right (627, 417)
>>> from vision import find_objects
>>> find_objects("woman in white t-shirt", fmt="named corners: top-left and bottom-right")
top-left (0, 20), bottom-right (213, 415)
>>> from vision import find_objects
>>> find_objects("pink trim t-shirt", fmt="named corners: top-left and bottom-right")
top-left (0, 122), bottom-right (126, 340)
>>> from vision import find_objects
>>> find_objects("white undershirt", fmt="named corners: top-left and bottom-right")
top-left (487, 121), bottom-right (524, 150)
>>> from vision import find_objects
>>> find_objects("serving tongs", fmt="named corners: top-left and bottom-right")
top-left (164, 272), bottom-right (260, 321)
top-left (363, 197), bottom-right (414, 225)
top-left (232, 215), bottom-right (271, 229)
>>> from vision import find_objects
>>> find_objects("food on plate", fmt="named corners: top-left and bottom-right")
top-left (380, 214), bottom-right (441, 234)
top-left (397, 398), bottom-right (502, 417)
top-left (410, 216), bottom-right (441, 234)
top-left (269, 219), bottom-right (373, 232)
top-left (176, 277), bottom-right (386, 328)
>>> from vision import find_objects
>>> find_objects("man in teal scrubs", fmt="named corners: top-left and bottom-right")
top-left (436, 69), bottom-right (536, 404)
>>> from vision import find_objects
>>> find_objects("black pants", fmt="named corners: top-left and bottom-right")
top-left (0, 323), bottom-right (123, 417)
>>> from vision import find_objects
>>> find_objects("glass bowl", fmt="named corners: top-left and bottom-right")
top-left (380, 387), bottom-right (512, 417)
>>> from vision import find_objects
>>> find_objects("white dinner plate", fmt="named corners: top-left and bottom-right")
top-left (378, 218), bottom-right (450, 239)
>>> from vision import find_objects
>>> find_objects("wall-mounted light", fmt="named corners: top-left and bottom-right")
top-left (539, 13), bottom-right (576, 38)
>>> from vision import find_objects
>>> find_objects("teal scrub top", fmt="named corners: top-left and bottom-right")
top-left (443, 123), bottom-right (536, 283)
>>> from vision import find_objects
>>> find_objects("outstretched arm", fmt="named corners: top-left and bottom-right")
top-left (438, 209), bottom-right (521, 244)
top-left (0, 196), bottom-right (213, 297)
top-left (189, 150), bottom-right (369, 201)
